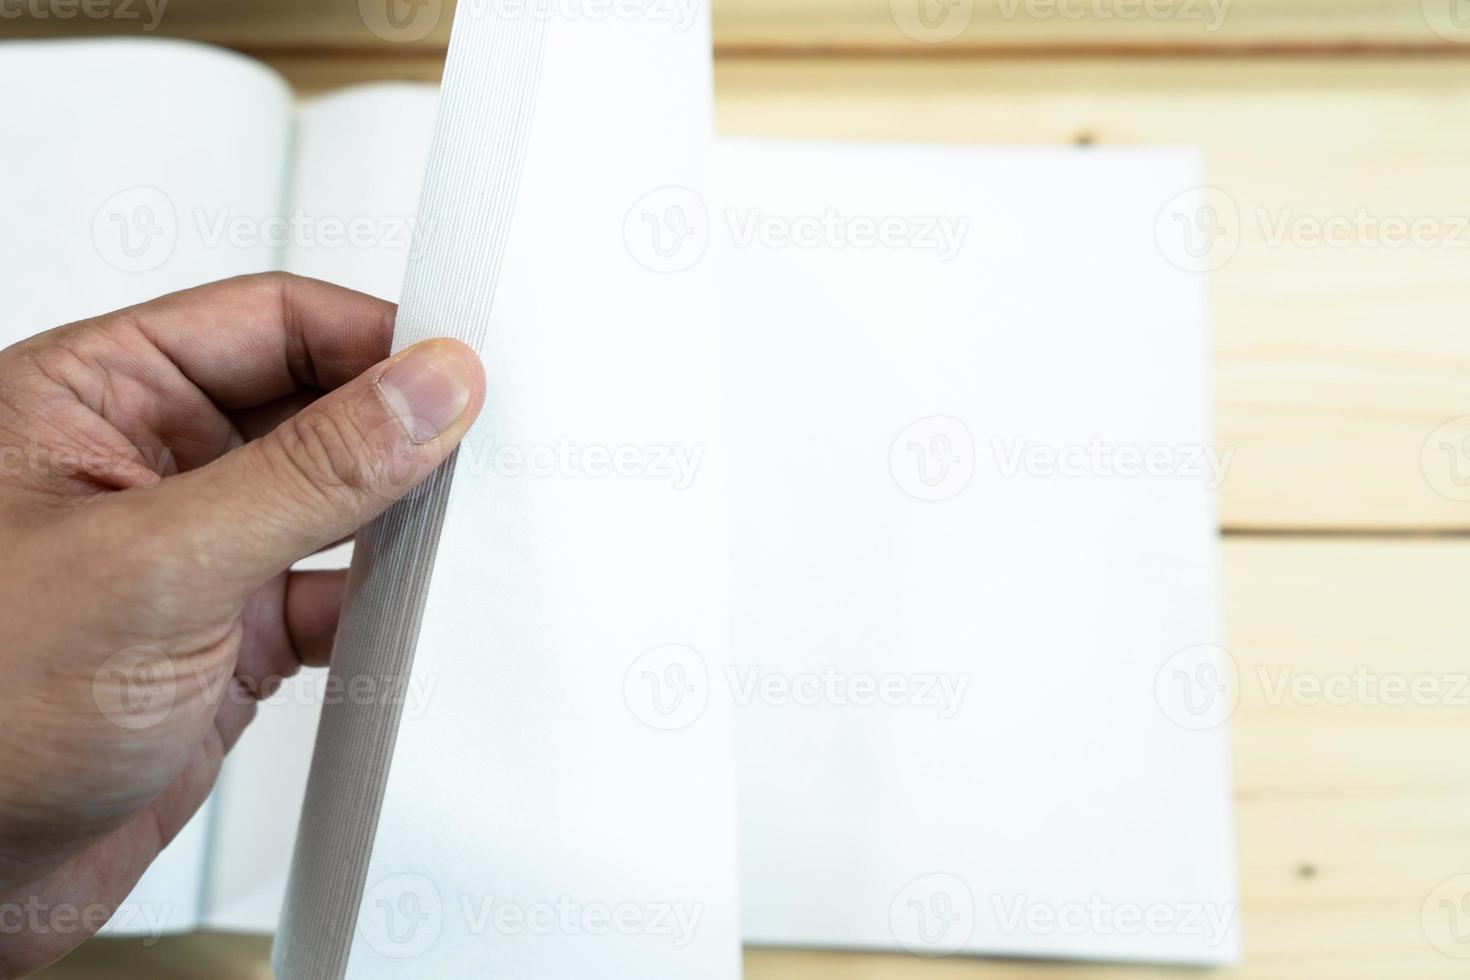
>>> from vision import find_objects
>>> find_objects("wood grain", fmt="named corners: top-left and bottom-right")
top-left (4, 0), bottom-right (1470, 52)
top-left (33, 538), bottom-right (1470, 978)
top-left (716, 0), bottom-right (1470, 53)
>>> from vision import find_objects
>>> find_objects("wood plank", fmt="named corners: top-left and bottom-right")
top-left (4, 0), bottom-right (1470, 52)
top-left (262, 54), bottom-right (1470, 530)
top-left (262, 53), bottom-right (446, 92)
top-left (716, 0), bottom-right (1470, 51)
top-left (32, 538), bottom-right (1470, 977)
top-left (0, 0), bottom-right (395, 48)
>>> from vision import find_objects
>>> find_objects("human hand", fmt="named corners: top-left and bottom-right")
top-left (0, 273), bottom-right (485, 976)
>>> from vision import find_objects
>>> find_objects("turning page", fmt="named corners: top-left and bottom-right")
top-left (275, 6), bottom-right (740, 980)
top-left (716, 140), bottom-right (1239, 964)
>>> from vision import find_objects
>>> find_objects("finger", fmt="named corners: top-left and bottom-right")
top-left (116, 272), bottom-right (397, 410)
top-left (211, 680), bottom-right (260, 755)
top-left (235, 569), bottom-right (348, 701)
top-left (130, 338), bottom-right (484, 590)
top-left (303, 536), bottom-right (355, 561)
top-left (232, 390), bottom-right (322, 442)
top-left (286, 569), bottom-right (349, 668)
top-left (0, 273), bottom-right (394, 483)
top-left (233, 570), bottom-right (346, 703)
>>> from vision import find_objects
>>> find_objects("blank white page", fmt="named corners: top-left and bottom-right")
top-left (0, 38), bottom-right (293, 937)
top-left (716, 140), bottom-right (1239, 965)
top-left (201, 83), bottom-right (441, 935)
top-left (0, 39), bottom-right (289, 339)
top-left (280, 85), bottom-right (441, 299)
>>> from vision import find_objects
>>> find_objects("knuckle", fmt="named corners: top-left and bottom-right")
top-left (271, 409), bottom-right (382, 504)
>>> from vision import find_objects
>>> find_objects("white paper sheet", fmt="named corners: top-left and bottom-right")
top-left (715, 139), bottom-right (1239, 964)
top-left (0, 40), bottom-right (289, 338)
top-left (280, 85), bottom-right (440, 300)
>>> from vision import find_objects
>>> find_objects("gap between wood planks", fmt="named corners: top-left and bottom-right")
top-left (233, 40), bottom-right (1470, 60)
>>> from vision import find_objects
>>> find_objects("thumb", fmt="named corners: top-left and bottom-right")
top-left (151, 338), bottom-right (485, 586)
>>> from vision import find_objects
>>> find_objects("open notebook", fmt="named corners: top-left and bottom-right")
top-left (1, 32), bottom-right (1237, 976)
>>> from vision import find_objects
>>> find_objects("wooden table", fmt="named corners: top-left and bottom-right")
top-left (17, 1), bottom-right (1470, 976)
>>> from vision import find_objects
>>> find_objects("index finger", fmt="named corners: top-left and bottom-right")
top-left (109, 272), bottom-right (398, 411)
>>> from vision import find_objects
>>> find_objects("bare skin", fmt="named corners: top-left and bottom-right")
top-left (0, 273), bottom-right (485, 976)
